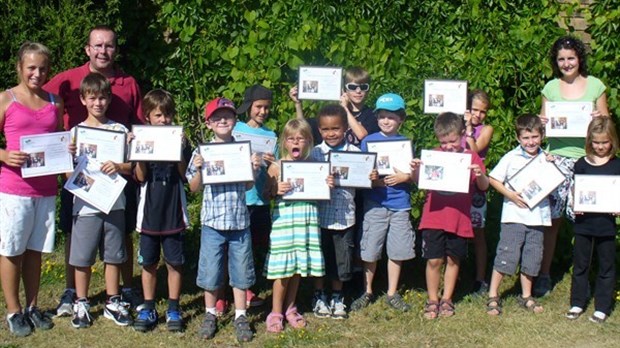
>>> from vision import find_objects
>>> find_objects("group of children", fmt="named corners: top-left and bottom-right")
top-left (1, 35), bottom-right (616, 343)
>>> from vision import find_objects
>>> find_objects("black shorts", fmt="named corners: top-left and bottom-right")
top-left (138, 233), bottom-right (184, 266)
top-left (321, 226), bottom-right (355, 282)
top-left (248, 205), bottom-right (271, 249)
top-left (421, 229), bottom-right (467, 260)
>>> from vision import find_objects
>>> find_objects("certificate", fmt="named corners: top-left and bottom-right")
top-left (280, 161), bottom-right (331, 201)
top-left (199, 141), bottom-right (254, 184)
top-left (297, 66), bottom-right (343, 101)
top-left (75, 126), bottom-right (126, 163)
top-left (328, 151), bottom-right (376, 188)
top-left (20, 131), bottom-right (73, 178)
top-left (418, 150), bottom-right (472, 193)
top-left (507, 153), bottom-right (564, 208)
top-left (424, 79), bottom-right (468, 114)
top-left (573, 175), bottom-right (620, 213)
top-left (128, 125), bottom-right (183, 162)
top-left (64, 156), bottom-right (127, 214)
top-left (232, 130), bottom-right (277, 156)
top-left (545, 101), bottom-right (593, 137)
top-left (365, 139), bottom-right (413, 176)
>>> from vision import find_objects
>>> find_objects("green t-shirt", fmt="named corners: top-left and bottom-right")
top-left (542, 76), bottom-right (606, 158)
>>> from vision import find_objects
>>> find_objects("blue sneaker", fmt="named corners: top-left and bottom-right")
top-left (134, 308), bottom-right (158, 332)
top-left (165, 309), bottom-right (183, 332)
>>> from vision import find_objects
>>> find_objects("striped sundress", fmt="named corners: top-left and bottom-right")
top-left (265, 199), bottom-right (325, 279)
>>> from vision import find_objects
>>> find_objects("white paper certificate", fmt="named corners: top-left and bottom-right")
top-left (64, 156), bottom-right (127, 214)
top-left (329, 151), bottom-right (376, 188)
top-left (573, 175), bottom-right (620, 213)
top-left (545, 101), bottom-right (593, 138)
top-left (232, 131), bottom-right (277, 156)
top-left (507, 153), bottom-right (564, 208)
top-left (297, 66), bottom-right (343, 101)
top-left (20, 131), bottom-right (73, 178)
top-left (418, 150), bottom-right (472, 193)
top-left (424, 79), bottom-right (468, 114)
top-left (75, 126), bottom-right (126, 163)
top-left (281, 161), bottom-right (331, 200)
top-left (199, 141), bottom-right (254, 184)
top-left (128, 125), bottom-right (183, 162)
top-left (365, 139), bottom-right (413, 176)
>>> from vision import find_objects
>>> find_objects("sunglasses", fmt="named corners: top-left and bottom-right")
top-left (345, 83), bottom-right (370, 92)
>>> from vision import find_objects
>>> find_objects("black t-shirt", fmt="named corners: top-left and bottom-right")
top-left (307, 105), bottom-right (379, 147)
top-left (573, 156), bottom-right (620, 237)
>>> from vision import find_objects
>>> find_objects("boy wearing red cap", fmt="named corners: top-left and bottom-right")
top-left (186, 98), bottom-right (260, 343)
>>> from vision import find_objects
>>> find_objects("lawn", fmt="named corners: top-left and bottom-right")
top-left (1, 233), bottom-right (620, 348)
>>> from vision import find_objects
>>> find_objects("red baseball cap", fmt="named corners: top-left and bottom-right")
top-left (204, 97), bottom-right (236, 121)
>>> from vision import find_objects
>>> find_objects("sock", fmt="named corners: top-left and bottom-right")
top-left (107, 294), bottom-right (121, 303)
top-left (332, 291), bottom-right (342, 300)
top-left (77, 297), bottom-right (89, 303)
top-left (122, 287), bottom-right (133, 292)
top-left (235, 309), bottom-right (247, 320)
top-left (143, 300), bottom-right (155, 310)
top-left (168, 299), bottom-right (180, 311)
top-left (206, 307), bottom-right (217, 316)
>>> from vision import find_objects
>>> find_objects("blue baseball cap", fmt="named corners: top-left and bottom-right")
top-left (375, 93), bottom-right (405, 112)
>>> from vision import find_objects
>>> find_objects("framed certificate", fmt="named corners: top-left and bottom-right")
top-left (328, 151), bottom-right (376, 188)
top-left (297, 66), bottom-right (343, 101)
top-left (20, 131), bottom-right (73, 178)
top-left (418, 150), bottom-right (472, 193)
top-left (128, 125), bottom-right (183, 162)
top-left (573, 174), bottom-right (620, 213)
top-left (64, 156), bottom-right (127, 214)
top-left (280, 161), bottom-right (331, 201)
top-left (365, 139), bottom-right (413, 176)
top-left (199, 141), bottom-right (254, 184)
top-left (545, 101), bottom-right (593, 138)
top-left (75, 126), bottom-right (126, 163)
top-left (507, 153), bottom-right (565, 208)
top-left (424, 79), bottom-right (468, 114)
top-left (232, 130), bottom-right (277, 156)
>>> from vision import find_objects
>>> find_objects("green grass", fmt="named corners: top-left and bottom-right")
top-left (2, 238), bottom-right (620, 348)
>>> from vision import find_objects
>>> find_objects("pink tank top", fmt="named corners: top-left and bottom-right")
top-left (0, 90), bottom-right (59, 197)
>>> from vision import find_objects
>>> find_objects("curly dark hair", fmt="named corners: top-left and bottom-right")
top-left (550, 36), bottom-right (588, 78)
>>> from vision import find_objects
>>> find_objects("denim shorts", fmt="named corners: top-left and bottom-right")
top-left (196, 225), bottom-right (255, 291)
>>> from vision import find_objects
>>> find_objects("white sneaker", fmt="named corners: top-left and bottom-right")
top-left (56, 289), bottom-right (76, 317)
top-left (104, 296), bottom-right (133, 326)
top-left (330, 296), bottom-right (347, 319)
top-left (71, 300), bottom-right (93, 329)
top-left (312, 294), bottom-right (331, 318)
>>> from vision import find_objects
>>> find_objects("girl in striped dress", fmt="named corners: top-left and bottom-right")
top-left (264, 119), bottom-right (326, 333)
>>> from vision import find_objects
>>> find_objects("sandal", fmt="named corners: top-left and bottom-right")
top-left (285, 306), bottom-right (306, 329)
top-left (266, 312), bottom-right (284, 333)
top-left (439, 299), bottom-right (455, 317)
top-left (486, 296), bottom-right (502, 316)
top-left (517, 296), bottom-right (543, 313)
top-left (423, 300), bottom-right (439, 320)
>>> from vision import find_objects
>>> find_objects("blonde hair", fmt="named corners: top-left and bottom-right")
top-left (16, 42), bottom-right (51, 78)
top-left (585, 117), bottom-right (619, 158)
top-left (279, 119), bottom-right (313, 160)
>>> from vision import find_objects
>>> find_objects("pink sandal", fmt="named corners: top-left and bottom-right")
top-left (266, 312), bottom-right (284, 333)
top-left (285, 306), bottom-right (306, 329)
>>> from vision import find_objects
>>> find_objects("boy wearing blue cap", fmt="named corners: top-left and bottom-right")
top-left (351, 93), bottom-right (415, 312)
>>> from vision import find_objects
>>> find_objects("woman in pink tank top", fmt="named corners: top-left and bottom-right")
top-left (0, 42), bottom-right (64, 337)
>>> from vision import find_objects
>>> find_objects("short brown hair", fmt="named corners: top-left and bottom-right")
top-left (344, 67), bottom-right (370, 84)
top-left (143, 89), bottom-right (176, 121)
top-left (80, 72), bottom-right (111, 97)
top-left (434, 112), bottom-right (464, 137)
top-left (515, 114), bottom-right (544, 138)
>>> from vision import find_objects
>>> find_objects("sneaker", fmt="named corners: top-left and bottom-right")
top-left (71, 300), bottom-right (93, 329)
top-left (473, 281), bottom-right (489, 297)
top-left (330, 296), bottom-right (348, 319)
top-left (134, 308), bottom-right (158, 332)
top-left (533, 274), bottom-right (551, 297)
top-left (312, 293), bottom-right (331, 318)
top-left (121, 288), bottom-right (143, 310)
top-left (589, 311), bottom-right (607, 324)
top-left (165, 309), bottom-right (184, 332)
top-left (104, 296), bottom-right (133, 326)
top-left (215, 299), bottom-right (228, 317)
top-left (56, 289), bottom-right (75, 317)
top-left (350, 292), bottom-right (374, 311)
top-left (198, 312), bottom-right (217, 339)
top-left (386, 293), bottom-right (411, 312)
top-left (25, 306), bottom-right (54, 330)
top-left (246, 289), bottom-right (265, 307)
top-left (7, 312), bottom-right (32, 337)
top-left (233, 315), bottom-right (254, 343)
